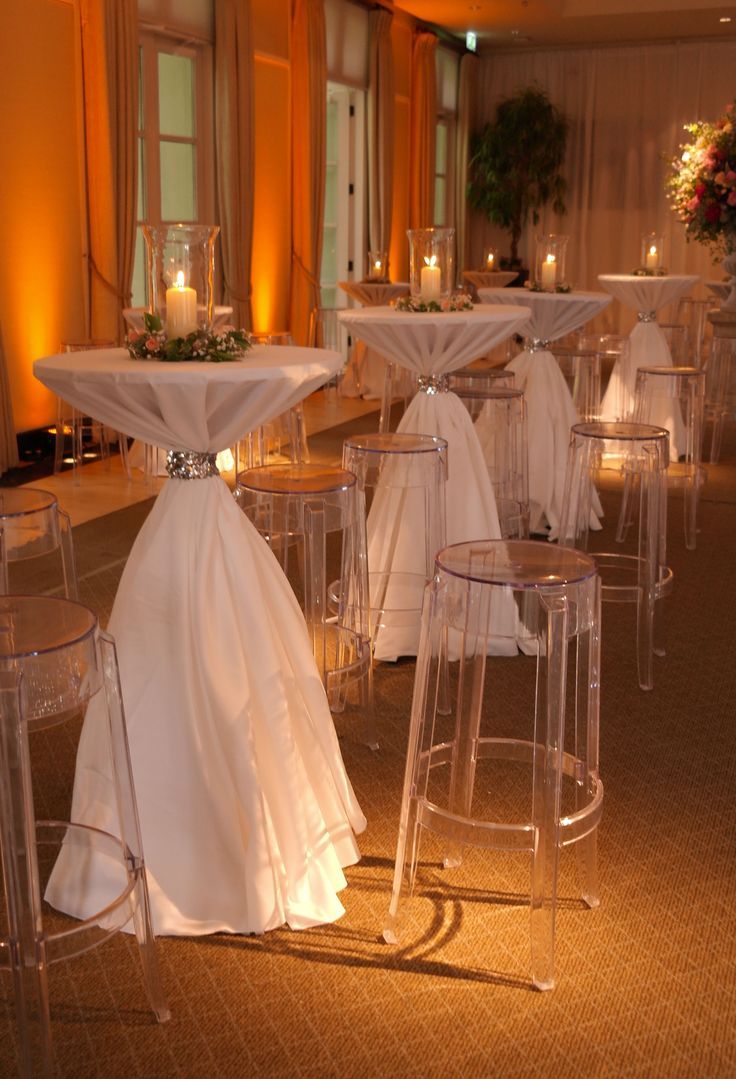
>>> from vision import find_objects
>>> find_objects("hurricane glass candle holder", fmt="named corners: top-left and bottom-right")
top-left (142, 223), bottom-right (220, 338)
top-left (641, 233), bottom-right (665, 273)
top-left (367, 251), bottom-right (388, 281)
top-left (534, 234), bottom-right (569, 291)
top-left (482, 246), bottom-right (499, 272)
top-left (407, 227), bottom-right (455, 303)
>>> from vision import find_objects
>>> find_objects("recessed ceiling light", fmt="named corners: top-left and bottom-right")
top-left (720, 16), bottom-right (731, 22)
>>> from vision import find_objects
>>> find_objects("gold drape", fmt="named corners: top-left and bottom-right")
top-left (290, 0), bottom-right (326, 345)
top-left (367, 9), bottom-right (394, 259)
top-left (214, 0), bottom-right (254, 331)
top-left (79, 0), bottom-right (138, 342)
top-left (409, 31), bottom-right (437, 229)
top-left (454, 53), bottom-right (477, 280)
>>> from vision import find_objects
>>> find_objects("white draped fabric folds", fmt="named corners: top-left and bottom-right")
top-left (598, 275), bottom-right (699, 457)
top-left (338, 281), bottom-right (409, 399)
top-left (338, 306), bottom-right (531, 659)
top-left (479, 288), bottom-right (612, 536)
top-left (34, 347), bottom-right (366, 936)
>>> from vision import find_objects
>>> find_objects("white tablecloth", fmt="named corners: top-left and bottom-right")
top-left (478, 288), bottom-right (612, 536)
top-left (34, 347), bottom-right (366, 936)
top-left (598, 275), bottom-right (699, 456)
top-left (338, 282), bottom-right (410, 399)
top-left (338, 304), bottom-right (531, 659)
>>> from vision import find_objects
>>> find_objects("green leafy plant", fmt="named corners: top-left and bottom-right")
top-left (126, 312), bottom-right (251, 363)
top-left (467, 86), bottom-right (569, 266)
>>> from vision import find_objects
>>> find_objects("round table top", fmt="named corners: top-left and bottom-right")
top-left (338, 281), bottom-right (409, 306)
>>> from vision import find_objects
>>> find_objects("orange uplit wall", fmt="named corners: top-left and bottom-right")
top-left (251, 0), bottom-right (291, 335)
top-left (0, 0), bottom-right (87, 432)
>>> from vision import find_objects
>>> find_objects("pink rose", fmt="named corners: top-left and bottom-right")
top-left (127, 330), bottom-right (140, 343)
top-left (145, 337), bottom-right (159, 350)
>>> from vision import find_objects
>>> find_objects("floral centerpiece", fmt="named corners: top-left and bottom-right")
top-left (127, 312), bottom-right (251, 362)
top-left (666, 100), bottom-right (736, 309)
top-left (394, 293), bottom-right (474, 313)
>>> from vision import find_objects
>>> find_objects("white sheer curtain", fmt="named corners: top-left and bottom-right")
top-left (473, 41), bottom-right (736, 330)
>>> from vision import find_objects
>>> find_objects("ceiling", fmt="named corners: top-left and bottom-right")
top-left (392, 0), bottom-right (736, 50)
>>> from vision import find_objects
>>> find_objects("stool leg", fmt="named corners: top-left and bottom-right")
top-left (98, 633), bottom-right (170, 1023)
top-left (574, 576), bottom-right (601, 908)
top-left (378, 363), bottom-right (394, 434)
top-left (636, 463), bottom-right (658, 690)
top-left (57, 507), bottom-right (79, 601)
top-left (304, 501), bottom-right (327, 686)
top-left (54, 399), bottom-right (66, 475)
top-left (530, 593), bottom-right (568, 992)
top-left (0, 524), bottom-right (9, 595)
top-left (0, 675), bottom-right (54, 1075)
top-left (383, 586), bottom-right (442, 944)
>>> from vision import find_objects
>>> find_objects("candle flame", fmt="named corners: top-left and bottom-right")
top-left (649, 245), bottom-right (657, 256)
top-left (374, 260), bottom-right (382, 269)
top-left (545, 254), bottom-right (556, 264)
top-left (175, 270), bottom-right (186, 289)
top-left (424, 255), bottom-right (438, 267)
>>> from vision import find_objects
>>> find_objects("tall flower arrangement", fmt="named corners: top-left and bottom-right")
top-left (666, 101), bottom-right (736, 257)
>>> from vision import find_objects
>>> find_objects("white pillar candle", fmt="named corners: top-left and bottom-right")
top-left (645, 244), bottom-right (659, 270)
top-left (166, 272), bottom-right (198, 337)
top-left (420, 256), bottom-right (441, 301)
top-left (540, 254), bottom-right (557, 290)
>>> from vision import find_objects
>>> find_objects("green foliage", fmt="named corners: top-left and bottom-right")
top-left (127, 311), bottom-right (251, 363)
top-left (467, 86), bottom-right (569, 264)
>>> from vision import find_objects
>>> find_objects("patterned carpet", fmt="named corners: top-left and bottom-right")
top-left (1, 417), bottom-right (735, 1077)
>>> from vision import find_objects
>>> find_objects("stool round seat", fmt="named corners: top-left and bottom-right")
top-left (0, 486), bottom-right (78, 599)
top-left (236, 463), bottom-right (373, 740)
top-left (384, 538), bottom-right (603, 992)
top-left (560, 420), bottom-right (671, 691)
top-left (447, 366), bottom-right (514, 391)
top-left (0, 595), bottom-right (168, 1070)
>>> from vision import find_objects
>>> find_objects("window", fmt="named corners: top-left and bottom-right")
top-left (132, 31), bottom-right (214, 307)
top-left (434, 47), bottom-right (459, 228)
top-left (320, 82), bottom-right (366, 310)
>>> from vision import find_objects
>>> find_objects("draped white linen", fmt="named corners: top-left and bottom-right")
top-left (338, 305), bottom-right (531, 659)
top-left (338, 281), bottom-right (409, 399)
top-left (479, 288), bottom-right (612, 536)
top-left (34, 347), bottom-right (366, 936)
top-left (598, 274), bottom-right (698, 456)
top-left (472, 41), bottom-right (736, 325)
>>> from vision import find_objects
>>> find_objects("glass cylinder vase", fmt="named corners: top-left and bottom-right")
top-left (367, 251), bottom-right (388, 281)
top-left (640, 233), bottom-right (664, 273)
top-left (142, 224), bottom-right (220, 339)
top-left (407, 228), bottom-right (455, 303)
top-left (481, 246), bottom-right (499, 272)
top-left (534, 234), bottom-right (569, 291)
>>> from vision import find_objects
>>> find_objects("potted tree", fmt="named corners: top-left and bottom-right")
top-left (467, 86), bottom-right (569, 280)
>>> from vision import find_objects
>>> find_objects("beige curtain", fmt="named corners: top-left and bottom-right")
top-left (79, 0), bottom-right (138, 342)
top-left (367, 8), bottom-right (394, 260)
top-left (474, 40), bottom-right (736, 327)
top-left (214, 0), bottom-right (254, 331)
top-left (290, 0), bottom-right (326, 345)
top-left (409, 31), bottom-right (437, 229)
top-left (454, 53), bottom-right (476, 281)
top-left (0, 326), bottom-right (18, 476)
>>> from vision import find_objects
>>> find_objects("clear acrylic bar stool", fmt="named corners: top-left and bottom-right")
top-left (378, 363), bottom-right (418, 433)
top-left (559, 422), bottom-right (671, 691)
top-left (55, 341), bottom-right (130, 483)
top-left (341, 433), bottom-right (448, 657)
top-left (0, 487), bottom-right (78, 599)
top-left (631, 365), bottom-right (706, 550)
top-left (453, 386), bottom-right (530, 538)
top-left (235, 463), bottom-right (374, 742)
top-left (657, 324), bottom-right (688, 365)
top-left (383, 539), bottom-right (603, 992)
top-left (551, 345), bottom-right (602, 422)
top-left (0, 595), bottom-right (169, 1072)
top-left (675, 297), bottom-right (713, 367)
top-left (704, 334), bottom-right (736, 462)
top-left (239, 333), bottom-right (310, 468)
top-left (578, 334), bottom-right (631, 420)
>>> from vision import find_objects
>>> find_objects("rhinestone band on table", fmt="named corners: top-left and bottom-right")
top-left (166, 451), bottom-right (220, 479)
top-left (417, 374), bottom-right (449, 395)
top-left (637, 311), bottom-right (657, 323)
